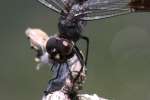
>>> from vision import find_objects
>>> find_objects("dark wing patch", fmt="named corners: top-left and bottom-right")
top-left (129, 0), bottom-right (150, 11)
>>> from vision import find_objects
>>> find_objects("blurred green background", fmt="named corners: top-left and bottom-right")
top-left (1, 0), bottom-right (150, 100)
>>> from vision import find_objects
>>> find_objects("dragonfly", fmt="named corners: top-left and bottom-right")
top-left (26, 0), bottom-right (150, 99)
top-left (37, 0), bottom-right (150, 65)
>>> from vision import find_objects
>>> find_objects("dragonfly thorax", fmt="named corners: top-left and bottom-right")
top-left (58, 15), bottom-right (85, 42)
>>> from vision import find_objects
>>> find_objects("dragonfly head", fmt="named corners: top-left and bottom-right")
top-left (46, 37), bottom-right (74, 63)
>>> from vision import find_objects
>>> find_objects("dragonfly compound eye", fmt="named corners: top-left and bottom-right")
top-left (46, 37), bottom-right (74, 62)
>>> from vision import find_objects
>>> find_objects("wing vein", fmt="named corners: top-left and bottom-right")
top-left (38, 0), bottom-right (61, 14)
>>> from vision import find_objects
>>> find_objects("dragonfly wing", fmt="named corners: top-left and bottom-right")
top-left (45, 0), bottom-right (68, 11)
top-left (38, 0), bottom-right (66, 14)
top-left (81, 0), bottom-right (150, 21)
top-left (81, 10), bottom-right (131, 21)
top-left (79, 0), bottom-right (132, 21)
